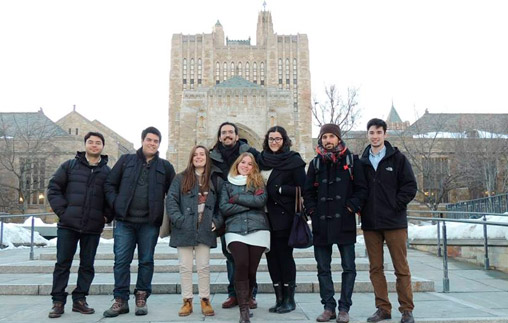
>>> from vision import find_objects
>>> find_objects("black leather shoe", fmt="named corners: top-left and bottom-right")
top-left (401, 310), bottom-right (414, 323)
top-left (367, 308), bottom-right (391, 322)
top-left (48, 301), bottom-right (64, 318)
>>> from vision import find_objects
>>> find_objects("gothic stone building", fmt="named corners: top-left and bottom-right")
top-left (167, 10), bottom-right (312, 170)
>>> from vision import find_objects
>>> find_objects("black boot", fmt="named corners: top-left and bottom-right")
top-left (268, 283), bottom-right (283, 313)
top-left (235, 280), bottom-right (251, 323)
top-left (277, 281), bottom-right (296, 313)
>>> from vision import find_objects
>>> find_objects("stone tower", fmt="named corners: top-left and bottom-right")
top-left (167, 9), bottom-right (312, 170)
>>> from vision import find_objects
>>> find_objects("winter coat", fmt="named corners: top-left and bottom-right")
top-left (47, 151), bottom-right (111, 234)
top-left (166, 166), bottom-right (224, 248)
top-left (219, 182), bottom-right (269, 235)
top-left (104, 148), bottom-right (175, 226)
top-left (264, 163), bottom-right (306, 232)
top-left (360, 141), bottom-right (417, 231)
top-left (210, 142), bottom-right (259, 180)
top-left (303, 150), bottom-right (368, 246)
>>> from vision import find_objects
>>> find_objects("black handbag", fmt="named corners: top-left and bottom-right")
top-left (288, 187), bottom-right (313, 248)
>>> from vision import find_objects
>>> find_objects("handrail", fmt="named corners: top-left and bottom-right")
top-left (407, 209), bottom-right (508, 293)
top-left (0, 212), bottom-right (56, 260)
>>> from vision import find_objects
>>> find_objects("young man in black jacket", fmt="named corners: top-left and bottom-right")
top-left (103, 127), bottom-right (175, 318)
top-left (303, 124), bottom-right (368, 323)
top-left (209, 121), bottom-right (259, 309)
top-left (47, 132), bottom-right (111, 318)
top-left (360, 119), bottom-right (417, 323)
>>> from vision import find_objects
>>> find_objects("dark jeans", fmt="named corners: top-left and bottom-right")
top-left (314, 243), bottom-right (356, 312)
top-left (51, 228), bottom-right (100, 304)
top-left (266, 231), bottom-right (296, 283)
top-left (221, 235), bottom-right (258, 297)
top-left (113, 220), bottom-right (159, 300)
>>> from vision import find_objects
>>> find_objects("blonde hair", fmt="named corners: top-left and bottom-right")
top-left (229, 152), bottom-right (264, 190)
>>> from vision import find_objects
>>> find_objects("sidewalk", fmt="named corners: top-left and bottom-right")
top-left (0, 242), bottom-right (507, 322)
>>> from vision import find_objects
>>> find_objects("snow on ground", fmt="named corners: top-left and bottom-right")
top-left (0, 223), bottom-right (50, 249)
top-left (22, 216), bottom-right (56, 227)
top-left (409, 215), bottom-right (508, 241)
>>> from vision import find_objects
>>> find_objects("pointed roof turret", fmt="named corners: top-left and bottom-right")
top-left (386, 102), bottom-right (403, 123)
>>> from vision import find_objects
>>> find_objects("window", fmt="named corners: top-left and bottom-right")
top-left (253, 62), bottom-right (257, 83)
top-left (68, 128), bottom-right (71, 134)
top-left (245, 62), bottom-right (250, 81)
top-left (183, 58), bottom-right (187, 89)
top-left (278, 59), bottom-right (283, 89)
top-left (216, 62), bottom-right (220, 84)
top-left (19, 158), bottom-right (46, 206)
top-left (223, 62), bottom-right (227, 81)
top-left (238, 62), bottom-right (242, 77)
top-left (197, 58), bottom-right (202, 86)
top-left (190, 58), bottom-right (194, 89)
top-left (260, 62), bottom-right (265, 86)
top-left (75, 128), bottom-right (78, 135)
top-left (231, 62), bottom-right (235, 77)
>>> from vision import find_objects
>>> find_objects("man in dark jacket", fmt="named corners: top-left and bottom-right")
top-left (103, 127), bottom-right (175, 318)
top-left (209, 121), bottom-right (259, 309)
top-left (360, 119), bottom-right (417, 323)
top-left (303, 124), bottom-right (368, 323)
top-left (47, 132), bottom-right (111, 318)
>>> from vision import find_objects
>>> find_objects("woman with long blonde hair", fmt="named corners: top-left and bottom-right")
top-left (166, 145), bottom-right (224, 317)
top-left (219, 152), bottom-right (269, 323)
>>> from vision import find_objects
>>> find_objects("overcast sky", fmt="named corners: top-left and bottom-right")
top-left (1, 0), bottom-right (507, 155)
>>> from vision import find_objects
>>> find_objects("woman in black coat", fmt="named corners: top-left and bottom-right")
top-left (257, 126), bottom-right (306, 314)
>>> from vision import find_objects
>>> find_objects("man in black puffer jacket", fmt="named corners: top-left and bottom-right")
top-left (47, 132), bottom-right (111, 318)
top-left (103, 126), bottom-right (175, 318)
top-left (360, 119), bottom-right (417, 323)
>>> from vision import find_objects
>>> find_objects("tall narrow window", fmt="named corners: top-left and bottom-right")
top-left (285, 58), bottom-right (290, 89)
top-left (183, 58), bottom-right (187, 89)
top-left (19, 158), bottom-right (46, 206)
top-left (223, 62), bottom-right (227, 81)
top-left (216, 62), bottom-right (220, 84)
top-left (245, 62), bottom-right (250, 81)
top-left (278, 58), bottom-right (283, 89)
top-left (238, 62), bottom-right (242, 77)
top-left (231, 62), bottom-right (235, 77)
top-left (260, 62), bottom-right (265, 86)
top-left (253, 62), bottom-right (257, 84)
top-left (293, 58), bottom-right (297, 84)
top-left (197, 58), bottom-right (202, 85)
top-left (190, 58), bottom-right (195, 89)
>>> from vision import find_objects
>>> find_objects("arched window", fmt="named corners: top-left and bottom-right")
top-left (286, 58), bottom-right (290, 89)
top-left (260, 62), bottom-right (265, 86)
top-left (198, 58), bottom-right (202, 86)
top-left (223, 62), bottom-right (227, 81)
top-left (293, 58), bottom-right (297, 84)
top-left (245, 62), bottom-right (250, 81)
top-left (183, 58), bottom-right (187, 89)
top-left (238, 62), bottom-right (242, 77)
top-left (253, 62), bottom-right (257, 84)
top-left (231, 62), bottom-right (235, 77)
top-left (216, 62), bottom-right (220, 84)
top-left (278, 58), bottom-right (283, 88)
top-left (190, 58), bottom-right (195, 89)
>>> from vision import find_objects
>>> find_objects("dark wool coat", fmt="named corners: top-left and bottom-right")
top-left (47, 152), bottom-right (111, 234)
top-left (104, 149), bottom-right (175, 226)
top-left (360, 141), bottom-right (417, 231)
top-left (210, 142), bottom-right (259, 180)
top-left (303, 150), bottom-right (368, 246)
top-left (166, 167), bottom-right (224, 248)
top-left (219, 182), bottom-right (269, 235)
top-left (264, 163), bottom-right (306, 232)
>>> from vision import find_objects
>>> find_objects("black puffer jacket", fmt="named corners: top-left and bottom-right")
top-left (47, 152), bottom-right (111, 234)
top-left (303, 150), bottom-right (368, 246)
top-left (104, 149), bottom-right (175, 226)
top-left (167, 166), bottom-right (224, 248)
top-left (219, 181), bottom-right (269, 235)
top-left (360, 141), bottom-right (417, 231)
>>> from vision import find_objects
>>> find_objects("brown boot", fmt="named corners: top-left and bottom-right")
top-left (222, 296), bottom-right (238, 308)
top-left (72, 299), bottom-right (94, 314)
top-left (103, 298), bottom-right (129, 317)
top-left (367, 308), bottom-right (391, 322)
top-left (48, 301), bottom-right (64, 318)
top-left (178, 298), bottom-right (193, 316)
top-left (201, 297), bottom-right (215, 316)
top-left (316, 309), bottom-right (336, 322)
top-left (134, 291), bottom-right (148, 316)
top-left (235, 280), bottom-right (251, 323)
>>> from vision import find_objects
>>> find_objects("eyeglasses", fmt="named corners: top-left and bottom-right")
top-left (268, 137), bottom-right (283, 143)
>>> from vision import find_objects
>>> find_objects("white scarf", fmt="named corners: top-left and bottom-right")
top-left (228, 174), bottom-right (247, 186)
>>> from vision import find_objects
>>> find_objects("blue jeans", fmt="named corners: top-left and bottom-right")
top-left (51, 228), bottom-right (100, 304)
top-left (314, 243), bottom-right (356, 312)
top-left (113, 220), bottom-right (159, 300)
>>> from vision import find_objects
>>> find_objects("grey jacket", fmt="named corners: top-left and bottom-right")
top-left (219, 181), bottom-right (269, 235)
top-left (166, 167), bottom-right (224, 248)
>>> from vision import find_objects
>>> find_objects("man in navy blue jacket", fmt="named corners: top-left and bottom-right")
top-left (360, 119), bottom-right (417, 323)
top-left (47, 132), bottom-right (111, 318)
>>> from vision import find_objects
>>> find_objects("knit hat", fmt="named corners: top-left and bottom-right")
top-left (318, 123), bottom-right (341, 140)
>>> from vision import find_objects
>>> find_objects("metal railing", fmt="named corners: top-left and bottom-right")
top-left (0, 212), bottom-right (55, 260)
top-left (445, 193), bottom-right (508, 218)
top-left (407, 210), bottom-right (508, 293)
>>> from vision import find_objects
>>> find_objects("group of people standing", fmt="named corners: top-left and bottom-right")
top-left (46, 118), bottom-right (417, 323)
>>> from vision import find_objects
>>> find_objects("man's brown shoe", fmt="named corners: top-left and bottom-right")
top-left (249, 297), bottom-right (257, 309)
top-left (48, 301), bottom-right (64, 318)
top-left (336, 310), bottom-right (350, 323)
top-left (201, 298), bottom-right (215, 316)
top-left (135, 291), bottom-right (148, 316)
top-left (178, 298), bottom-right (193, 316)
top-left (222, 296), bottom-right (238, 308)
top-left (72, 299), bottom-right (94, 314)
top-left (367, 308), bottom-right (391, 322)
top-left (401, 310), bottom-right (414, 323)
top-left (103, 298), bottom-right (129, 317)
top-left (316, 309), bottom-right (336, 322)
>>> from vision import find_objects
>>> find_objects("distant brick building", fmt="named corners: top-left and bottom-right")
top-left (167, 9), bottom-right (312, 170)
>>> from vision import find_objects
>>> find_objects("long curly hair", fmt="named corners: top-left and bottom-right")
top-left (181, 145), bottom-right (211, 193)
top-left (229, 152), bottom-right (264, 189)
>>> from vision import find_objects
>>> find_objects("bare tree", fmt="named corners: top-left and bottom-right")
top-left (0, 113), bottom-right (62, 213)
top-left (311, 85), bottom-right (360, 135)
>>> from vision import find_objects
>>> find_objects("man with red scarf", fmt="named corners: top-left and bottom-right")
top-left (303, 124), bottom-right (367, 323)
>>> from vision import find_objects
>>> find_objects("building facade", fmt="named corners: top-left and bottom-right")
top-left (167, 10), bottom-right (312, 170)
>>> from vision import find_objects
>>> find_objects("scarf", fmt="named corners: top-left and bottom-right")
top-left (228, 174), bottom-right (247, 186)
top-left (315, 140), bottom-right (347, 164)
top-left (258, 150), bottom-right (306, 171)
top-left (218, 142), bottom-right (240, 168)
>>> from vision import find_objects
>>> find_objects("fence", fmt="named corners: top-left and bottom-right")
top-left (445, 193), bottom-right (508, 218)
